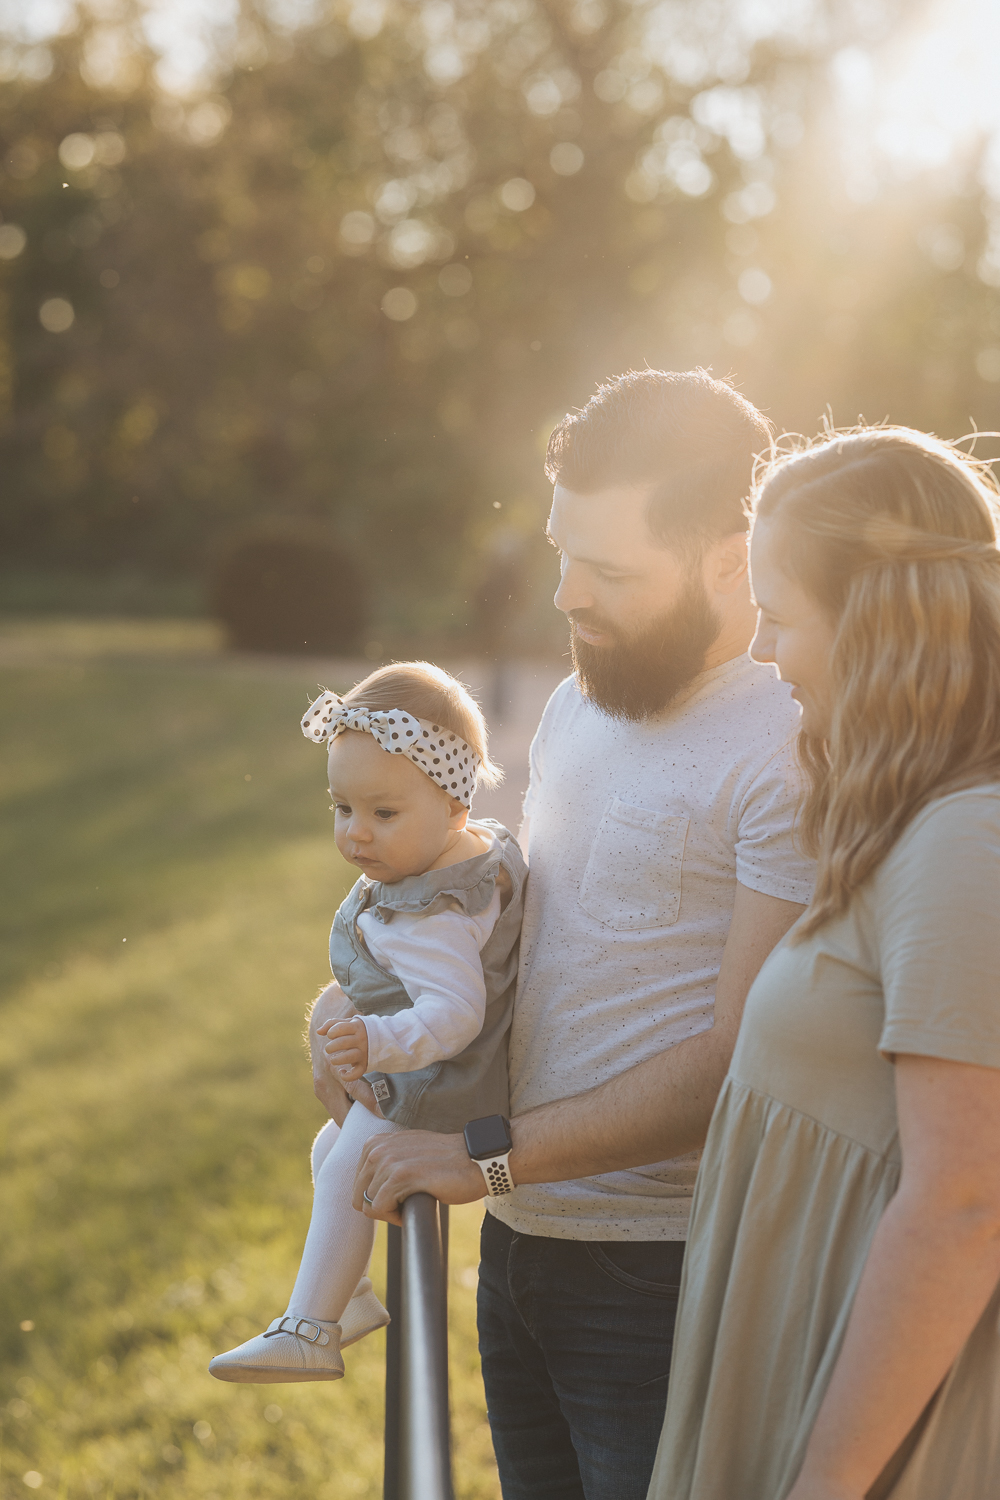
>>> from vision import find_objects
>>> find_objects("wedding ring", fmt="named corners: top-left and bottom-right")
top-left (363, 1190), bottom-right (374, 1205)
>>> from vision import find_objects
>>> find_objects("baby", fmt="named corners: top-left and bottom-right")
top-left (209, 661), bottom-right (526, 1382)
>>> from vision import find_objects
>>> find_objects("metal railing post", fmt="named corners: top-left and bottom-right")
top-left (398, 1194), bottom-right (455, 1500)
top-left (383, 1223), bottom-right (403, 1500)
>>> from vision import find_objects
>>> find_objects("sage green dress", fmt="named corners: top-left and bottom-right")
top-left (648, 787), bottom-right (1000, 1500)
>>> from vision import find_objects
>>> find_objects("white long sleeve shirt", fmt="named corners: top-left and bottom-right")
top-left (357, 886), bottom-right (502, 1073)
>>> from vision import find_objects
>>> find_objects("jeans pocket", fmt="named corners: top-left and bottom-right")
top-left (585, 1242), bottom-right (684, 1299)
top-left (578, 798), bottom-right (689, 930)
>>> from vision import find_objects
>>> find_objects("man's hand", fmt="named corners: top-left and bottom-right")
top-left (319, 1016), bottom-right (370, 1081)
top-left (354, 1128), bottom-right (485, 1226)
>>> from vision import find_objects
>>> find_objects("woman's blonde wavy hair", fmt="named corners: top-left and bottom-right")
top-left (751, 424), bottom-right (1000, 939)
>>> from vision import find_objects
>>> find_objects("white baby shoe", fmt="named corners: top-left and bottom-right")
top-left (208, 1315), bottom-right (344, 1383)
top-left (339, 1276), bottom-right (391, 1347)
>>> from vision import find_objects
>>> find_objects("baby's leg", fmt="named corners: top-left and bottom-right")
top-left (311, 1118), bottom-right (341, 1182)
top-left (287, 1103), bottom-right (399, 1323)
top-left (309, 1114), bottom-right (387, 1344)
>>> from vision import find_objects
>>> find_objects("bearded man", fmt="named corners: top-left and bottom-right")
top-left (340, 369), bottom-right (815, 1499)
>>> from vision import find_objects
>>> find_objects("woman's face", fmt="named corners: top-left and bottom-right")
top-left (749, 517), bottom-right (839, 738)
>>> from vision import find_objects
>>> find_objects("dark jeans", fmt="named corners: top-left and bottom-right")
top-left (477, 1212), bottom-right (685, 1500)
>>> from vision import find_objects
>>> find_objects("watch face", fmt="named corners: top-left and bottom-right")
top-left (464, 1114), bottom-right (512, 1160)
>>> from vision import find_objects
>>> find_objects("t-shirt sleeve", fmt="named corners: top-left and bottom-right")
top-left (877, 791), bottom-right (1000, 1069)
top-left (735, 739), bottom-right (815, 903)
top-left (360, 906), bottom-right (490, 1073)
top-left (520, 675), bottom-right (572, 833)
top-left (520, 728), bottom-right (543, 835)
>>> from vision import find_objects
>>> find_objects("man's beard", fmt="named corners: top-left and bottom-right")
top-left (570, 575), bottom-right (721, 722)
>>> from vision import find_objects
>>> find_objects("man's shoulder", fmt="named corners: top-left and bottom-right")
top-left (534, 673), bottom-right (584, 739)
top-left (689, 655), bottom-right (800, 737)
top-left (547, 672), bottom-right (581, 710)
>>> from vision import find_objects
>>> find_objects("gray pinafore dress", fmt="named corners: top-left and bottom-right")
top-left (328, 819), bottom-right (526, 1133)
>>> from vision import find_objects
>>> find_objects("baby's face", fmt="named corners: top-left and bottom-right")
top-left (328, 731), bottom-right (465, 883)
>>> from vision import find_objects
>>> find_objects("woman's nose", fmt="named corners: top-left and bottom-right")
top-left (749, 617), bottom-right (775, 664)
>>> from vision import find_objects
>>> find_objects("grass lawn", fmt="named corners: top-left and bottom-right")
top-left (0, 620), bottom-right (500, 1500)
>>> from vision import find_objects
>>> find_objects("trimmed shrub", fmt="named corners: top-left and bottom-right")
top-left (210, 521), bottom-right (367, 654)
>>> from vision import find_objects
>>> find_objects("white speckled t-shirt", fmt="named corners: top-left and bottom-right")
top-left (489, 653), bottom-right (814, 1242)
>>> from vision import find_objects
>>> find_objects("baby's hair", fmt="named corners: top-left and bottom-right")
top-left (339, 661), bottom-right (503, 792)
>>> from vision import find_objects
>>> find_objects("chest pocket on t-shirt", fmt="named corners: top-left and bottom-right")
top-left (578, 797), bottom-right (690, 930)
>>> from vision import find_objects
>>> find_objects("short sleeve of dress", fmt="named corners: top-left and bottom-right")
top-left (735, 739), bottom-right (816, 904)
top-left (876, 787), bottom-right (1000, 1069)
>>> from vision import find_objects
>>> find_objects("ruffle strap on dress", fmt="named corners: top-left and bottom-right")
top-left (360, 819), bottom-right (509, 924)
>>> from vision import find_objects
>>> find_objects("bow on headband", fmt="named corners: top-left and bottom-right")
top-left (301, 690), bottom-right (481, 808)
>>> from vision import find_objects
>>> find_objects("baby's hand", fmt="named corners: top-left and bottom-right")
top-left (319, 1017), bottom-right (370, 1082)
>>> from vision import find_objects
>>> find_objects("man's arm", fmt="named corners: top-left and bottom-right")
top-left (355, 883), bottom-right (804, 1221)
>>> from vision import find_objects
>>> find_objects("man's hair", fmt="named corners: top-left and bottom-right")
top-left (340, 660), bottom-right (502, 790)
top-left (544, 369), bottom-right (773, 551)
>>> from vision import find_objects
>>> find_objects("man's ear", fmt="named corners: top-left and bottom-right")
top-left (707, 531), bottom-right (750, 596)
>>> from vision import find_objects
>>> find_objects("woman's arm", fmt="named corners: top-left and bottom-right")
top-left (786, 1054), bottom-right (1000, 1500)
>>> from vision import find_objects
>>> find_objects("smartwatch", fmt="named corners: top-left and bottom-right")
top-left (464, 1114), bottom-right (514, 1197)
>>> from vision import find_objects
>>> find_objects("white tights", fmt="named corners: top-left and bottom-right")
top-left (285, 1103), bottom-right (399, 1323)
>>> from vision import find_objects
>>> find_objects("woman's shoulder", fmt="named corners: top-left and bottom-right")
top-left (876, 783), bottom-right (1000, 907)
top-left (895, 783), bottom-right (1000, 852)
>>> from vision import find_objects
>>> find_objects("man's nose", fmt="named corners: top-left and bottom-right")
top-left (553, 559), bottom-right (593, 616)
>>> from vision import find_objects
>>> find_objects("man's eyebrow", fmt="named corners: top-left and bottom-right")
top-left (543, 523), bottom-right (632, 571)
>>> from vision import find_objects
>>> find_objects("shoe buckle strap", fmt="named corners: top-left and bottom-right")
top-left (264, 1316), bottom-right (328, 1346)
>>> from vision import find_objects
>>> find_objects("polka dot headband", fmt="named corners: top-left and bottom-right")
top-left (300, 690), bottom-right (482, 808)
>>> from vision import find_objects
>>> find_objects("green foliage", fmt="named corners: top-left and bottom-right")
top-left (0, 1), bottom-right (998, 642)
top-left (0, 619), bottom-right (499, 1499)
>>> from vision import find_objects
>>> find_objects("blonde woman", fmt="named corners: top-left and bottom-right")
top-left (647, 427), bottom-right (1000, 1500)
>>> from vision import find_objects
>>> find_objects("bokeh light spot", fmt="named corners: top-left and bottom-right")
top-left (39, 299), bottom-right (75, 333)
top-left (439, 263), bottom-right (472, 296)
top-left (550, 142), bottom-right (584, 176)
top-left (59, 133), bottom-right (95, 170)
top-left (0, 224), bottom-right (26, 259)
top-left (975, 348), bottom-right (1000, 383)
top-left (381, 287), bottom-right (417, 321)
top-left (738, 267), bottom-right (772, 304)
top-left (500, 178), bottom-right (535, 212)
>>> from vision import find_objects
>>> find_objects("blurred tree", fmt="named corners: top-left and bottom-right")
top-left (0, 0), bottom-right (997, 646)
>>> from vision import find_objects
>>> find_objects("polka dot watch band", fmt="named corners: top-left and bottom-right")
top-left (464, 1114), bottom-right (514, 1198)
top-left (475, 1153), bottom-right (514, 1197)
